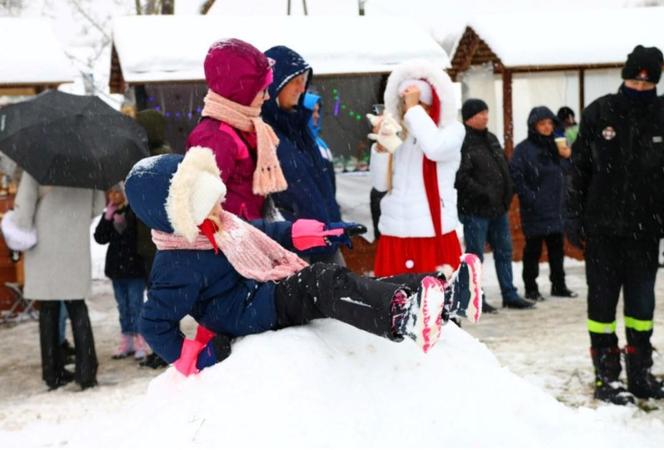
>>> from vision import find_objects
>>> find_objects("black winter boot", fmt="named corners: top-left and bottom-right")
top-left (591, 347), bottom-right (635, 405)
top-left (624, 345), bottom-right (664, 399)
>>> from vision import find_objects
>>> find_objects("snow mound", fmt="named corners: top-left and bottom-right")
top-left (3, 320), bottom-right (663, 447)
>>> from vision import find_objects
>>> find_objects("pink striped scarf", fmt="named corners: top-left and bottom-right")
top-left (201, 90), bottom-right (288, 196)
top-left (152, 210), bottom-right (308, 282)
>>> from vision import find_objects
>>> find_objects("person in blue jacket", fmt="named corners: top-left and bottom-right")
top-left (509, 106), bottom-right (577, 302)
top-left (302, 91), bottom-right (335, 189)
top-left (124, 146), bottom-right (482, 376)
top-left (262, 46), bottom-right (343, 265)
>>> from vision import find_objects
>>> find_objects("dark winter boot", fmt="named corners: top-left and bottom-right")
top-left (550, 285), bottom-right (578, 298)
top-left (591, 347), bottom-right (635, 405)
top-left (624, 345), bottom-right (664, 399)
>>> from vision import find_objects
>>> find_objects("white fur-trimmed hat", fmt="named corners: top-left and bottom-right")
top-left (397, 79), bottom-right (433, 105)
top-left (165, 146), bottom-right (227, 242)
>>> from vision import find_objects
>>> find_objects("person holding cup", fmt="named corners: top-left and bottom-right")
top-left (509, 106), bottom-right (576, 302)
top-left (369, 60), bottom-right (466, 277)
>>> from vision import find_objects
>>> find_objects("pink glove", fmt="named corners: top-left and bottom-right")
top-left (195, 325), bottom-right (215, 346)
top-left (291, 219), bottom-right (344, 251)
top-left (174, 338), bottom-right (204, 376)
top-left (104, 202), bottom-right (118, 220)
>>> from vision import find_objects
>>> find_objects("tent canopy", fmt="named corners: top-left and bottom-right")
top-left (110, 15), bottom-right (449, 91)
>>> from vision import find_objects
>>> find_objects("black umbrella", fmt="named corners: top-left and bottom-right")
top-left (0, 90), bottom-right (149, 190)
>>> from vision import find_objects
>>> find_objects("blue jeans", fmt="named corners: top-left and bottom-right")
top-left (58, 301), bottom-right (68, 344)
top-left (112, 278), bottom-right (146, 334)
top-left (460, 214), bottom-right (519, 302)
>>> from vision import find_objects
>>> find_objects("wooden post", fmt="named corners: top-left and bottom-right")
top-left (578, 68), bottom-right (585, 113)
top-left (502, 69), bottom-right (514, 157)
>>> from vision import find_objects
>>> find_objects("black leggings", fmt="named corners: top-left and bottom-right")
top-left (274, 263), bottom-right (432, 340)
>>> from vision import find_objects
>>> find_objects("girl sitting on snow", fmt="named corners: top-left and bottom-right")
top-left (124, 147), bottom-right (482, 376)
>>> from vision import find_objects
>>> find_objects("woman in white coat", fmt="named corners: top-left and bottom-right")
top-left (9, 172), bottom-right (105, 390)
top-left (370, 61), bottom-right (466, 277)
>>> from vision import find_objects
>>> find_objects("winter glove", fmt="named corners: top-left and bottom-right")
top-left (104, 202), bottom-right (118, 220)
top-left (196, 334), bottom-right (232, 371)
top-left (194, 325), bottom-right (216, 346)
top-left (367, 112), bottom-right (403, 154)
top-left (291, 219), bottom-right (344, 250)
top-left (565, 218), bottom-right (585, 250)
top-left (325, 221), bottom-right (367, 249)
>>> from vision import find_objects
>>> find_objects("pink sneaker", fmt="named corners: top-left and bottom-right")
top-left (112, 334), bottom-right (135, 359)
top-left (133, 334), bottom-right (149, 360)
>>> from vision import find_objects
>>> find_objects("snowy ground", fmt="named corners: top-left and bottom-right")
top-left (2, 249), bottom-right (664, 446)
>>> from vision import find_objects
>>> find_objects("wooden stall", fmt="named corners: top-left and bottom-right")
top-left (446, 8), bottom-right (664, 261)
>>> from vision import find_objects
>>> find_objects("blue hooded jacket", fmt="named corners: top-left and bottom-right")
top-left (262, 46), bottom-right (341, 245)
top-left (509, 106), bottom-right (569, 237)
top-left (124, 154), bottom-right (293, 369)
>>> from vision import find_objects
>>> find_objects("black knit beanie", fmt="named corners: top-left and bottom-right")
top-left (622, 45), bottom-right (663, 84)
top-left (462, 98), bottom-right (489, 122)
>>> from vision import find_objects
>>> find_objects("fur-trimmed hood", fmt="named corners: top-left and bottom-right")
top-left (384, 60), bottom-right (458, 128)
top-left (125, 147), bottom-right (226, 243)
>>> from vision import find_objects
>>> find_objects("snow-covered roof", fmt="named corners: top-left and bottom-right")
top-left (208, 0), bottom-right (359, 16)
top-left (0, 18), bottom-right (76, 86)
top-left (111, 15), bottom-right (449, 83)
top-left (467, 8), bottom-right (664, 68)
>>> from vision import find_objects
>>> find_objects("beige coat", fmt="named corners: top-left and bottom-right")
top-left (13, 173), bottom-right (105, 300)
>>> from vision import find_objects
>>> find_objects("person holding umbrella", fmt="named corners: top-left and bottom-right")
top-left (0, 90), bottom-right (149, 390)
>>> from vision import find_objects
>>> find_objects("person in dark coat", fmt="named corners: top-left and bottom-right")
top-left (455, 99), bottom-right (532, 311)
top-left (94, 184), bottom-right (149, 361)
top-left (510, 106), bottom-right (576, 302)
top-left (262, 46), bottom-right (343, 265)
top-left (125, 147), bottom-right (483, 376)
top-left (567, 45), bottom-right (664, 405)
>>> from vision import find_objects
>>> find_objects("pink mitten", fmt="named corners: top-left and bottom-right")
top-left (174, 338), bottom-right (204, 376)
top-left (104, 202), bottom-right (118, 220)
top-left (291, 219), bottom-right (343, 250)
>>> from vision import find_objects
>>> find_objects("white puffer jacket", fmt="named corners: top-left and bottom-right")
top-left (370, 61), bottom-right (465, 238)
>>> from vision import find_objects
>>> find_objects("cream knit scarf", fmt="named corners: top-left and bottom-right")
top-left (202, 90), bottom-right (288, 196)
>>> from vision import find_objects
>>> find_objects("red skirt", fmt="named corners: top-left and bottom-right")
top-left (374, 231), bottom-right (462, 277)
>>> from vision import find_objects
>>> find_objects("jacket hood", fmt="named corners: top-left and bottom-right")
top-left (263, 45), bottom-right (312, 99)
top-left (527, 106), bottom-right (557, 134)
top-left (125, 147), bottom-right (226, 242)
top-left (303, 92), bottom-right (322, 138)
top-left (261, 46), bottom-right (315, 135)
top-left (204, 38), bottom-right (273, 106)
top-left (384, 59), bottom-right (458, 127)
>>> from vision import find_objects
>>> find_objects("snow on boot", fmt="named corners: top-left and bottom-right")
top-left (624, 345), bottom-right (664, 399)
top-left (393, 276), bottom-right (446, 353)
top-left (591, 347), bottom-right (635, 405)
top-left (133, 334), bottom-right (149, 361)
top-left (441, 253), bottom-right (483, 324)
top-left (112, 334), bottom-right (135, 359)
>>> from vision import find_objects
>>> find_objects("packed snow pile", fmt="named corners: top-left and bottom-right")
top-left (2, 320), bottom-right (664, 447)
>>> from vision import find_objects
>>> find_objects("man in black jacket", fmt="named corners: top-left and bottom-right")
top-left (567, 45), bottom-right (664, 405)
top-left (455, 99), bottom-right (533, 312)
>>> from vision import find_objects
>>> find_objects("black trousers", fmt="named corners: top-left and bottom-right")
top-left (585, 236), bottom-right (658, 349)
top-left (522, 233), bottom-right (565, 293)
top-left (274, 263), bottom-right (431, 341)
top-left (39, 300), bottom-right (98, 388)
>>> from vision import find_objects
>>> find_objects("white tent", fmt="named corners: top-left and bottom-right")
top-left (208, 0), bottom-right (359, 16)
top-left (111, 15), bottom-right (449, 88)
top-left (449, 7), bottom-right (664, 147)
top-left (0, 18), bottom-right (75, 87)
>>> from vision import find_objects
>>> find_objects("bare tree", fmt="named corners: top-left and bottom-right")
top-left (0, 0), bottom-right (25, 16)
